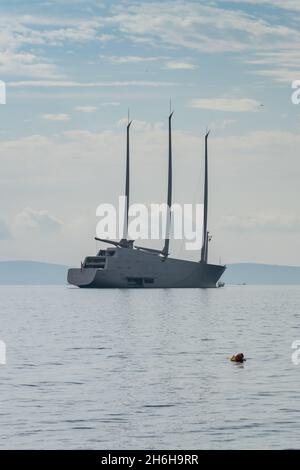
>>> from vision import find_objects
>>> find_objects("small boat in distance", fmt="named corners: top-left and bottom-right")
top-left (68, 113), bottom-right (226, 288)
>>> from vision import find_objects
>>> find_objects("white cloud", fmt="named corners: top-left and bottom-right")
top-left (190, 98), bottom-right (261, 112)
top-left (42, 113), bottom-right (70, 121)
top-left (245, 50), bottom-right (300, 82)
top-left (210, 119), bottom-right (236, 131)
top-left (165, 61), bottom-right (198, 70)
top-left (0, 50), bottom-right (61, 78)
top-left (220, 0), bottom-right (300, 13)
top-left (10, 80), bottom-right (180, 88)
top-left (108, 1), bottom-right (300, 84)
top-left (75, 106), bottom-right (97, 113)
top-left (0, 15), bottom-right (106, 47)
top-left (0, 15), bottom-right (109, 78)
top-left (100, 102), bottom-right (120, 107)
top-left (1, 127), bottom-right (300, 265)
top-left (252, 67), bottom-right (300, 83)
top-left (110, 2), bottom-right (300, 53)
top-left (1, 3), bottom-right (299, 86)
top-left (221, 213), bottom-right (300, 232)
top-left (15, 207), bottom-right (63, 235)
top-left (115, 118), bottom-right (164, 131)
top-left (101, 55), bottom-right (159, 63)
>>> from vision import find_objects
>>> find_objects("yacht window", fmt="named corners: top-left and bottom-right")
top-left (127, 277), bottom-right (143, 287)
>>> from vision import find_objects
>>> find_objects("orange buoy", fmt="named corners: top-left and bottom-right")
top-left (230, 353), bottom-right (246, 363)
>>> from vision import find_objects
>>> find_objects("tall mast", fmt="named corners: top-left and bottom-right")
top-left (162, 110), bottom-right (173, 257)
top-left (200, 130), bottom-right (210, 263)
top-left (95, 116), bottom-right (133, 249)
top-left (121, 118), bottom-right (132, 244)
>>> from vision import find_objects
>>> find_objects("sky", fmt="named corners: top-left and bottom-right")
top-left (0, 0), bottom-right (299, 266)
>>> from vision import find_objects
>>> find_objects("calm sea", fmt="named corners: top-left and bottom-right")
top-left (0, 285), bottom-right (300, 449)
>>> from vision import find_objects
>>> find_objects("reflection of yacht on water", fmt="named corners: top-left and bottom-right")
top-left (68, 113), bottom-right (226, 288)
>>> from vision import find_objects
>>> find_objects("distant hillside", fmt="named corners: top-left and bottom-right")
top-left (222, 263), bottom-right (300, 285)
top-left (0, 261), bottom-right (299, 285)
top-left (0, 261), bottom-right (68, 285)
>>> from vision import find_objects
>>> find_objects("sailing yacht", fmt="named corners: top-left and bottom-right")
top-left (67, 113), bottom-right (226, 288)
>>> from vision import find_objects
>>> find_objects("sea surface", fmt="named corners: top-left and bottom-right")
top-left (0, 285), bottom-right (300, 450)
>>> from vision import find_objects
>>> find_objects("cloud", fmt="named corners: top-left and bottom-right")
top-left (0, 50), bottom-right (61, 78)
top-left (15, 207), bottom-right (63, 235)
top-left (115, 118), bottom-right (164, 131)
top-left (0, 220), bottom-right (12, 240)
top-left (1, 3), bottom-right (299, 86)
top-left (0, 15), bottom-right (110, 79)
top-left (100, 102), bottom-right (120, 107)
top-left (110, 2), bottom-right (300, 53)
top-left (253, 68), bottom-right (300, 83)
top-left (0, 127), bottom-right (300, 265)
top-left (107, 1), bottom-right (300, 84)
top-left (10, 80), bottom-right (180, 88)
top-left (100, 55), bottom-right (159, 63)
top-left (220, 214), bottom-right (300, 232)
top-left (0, 16), bottom-right (101, 79)
top-left (42, 113), bottom-right (70, 121)
top-left (75, 106), bottom-right (97, 113)
top-left (165, 61), bottom-right (198, 70)
top-left (210, 119), bottom-right (236, 131)
top-left (0, 15), bottom-right (106, 46)
top-left (220, 0), bottom-right (300, 13)
top-left (190, 98), bottom-right (261, 112)
top-left (245, 51), bottom-right (300, 83)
